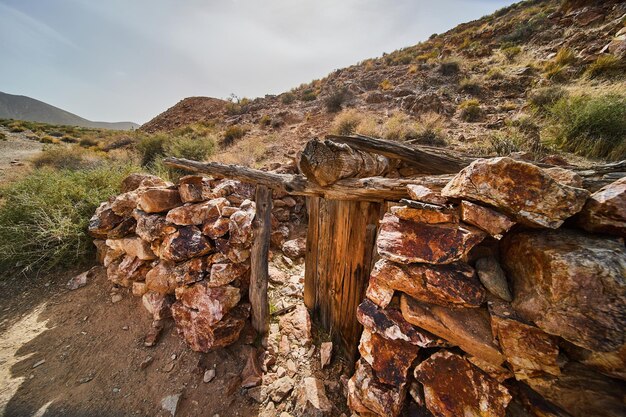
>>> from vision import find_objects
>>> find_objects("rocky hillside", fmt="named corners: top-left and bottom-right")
top-left (141, 0), bottom-right (626, 167)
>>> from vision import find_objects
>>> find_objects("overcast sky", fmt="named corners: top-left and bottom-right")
top-left (0, 0), bottom-right (517, 124)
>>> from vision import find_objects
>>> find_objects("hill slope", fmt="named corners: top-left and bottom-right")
top-left (0, 92), bottom-right (138, 130)
top-left (141, 0), bottom-right (626, 166)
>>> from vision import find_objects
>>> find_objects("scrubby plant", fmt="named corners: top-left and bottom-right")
top-left (486, 67), bottom-right (505, 80)
top-left (259, 115), bottom-right (272, 127)
top-left (79, 137), bottom-right (100, 148)
top-left (9, 124), bottom-right (25, 133)
top-left (300, 89), bottom-right (317, 102)
top-left (546, 93), bottom-right (626, 160)
top-left (439, 58), bottom-right (460, 76)
top-left (31, 146), bottom-right (100, 170)
top-left (164, 135), bottom-right (215, 161)
top-left (460, 77), bottom-right (481, 95)
top-left (324, 89), bottom-right (350, 113)
top-left (281, 92), bottom-right (296, 105)
top-left (355, 117), bottom-right (380, 137)
top-left (222, 125), bottom-right (247, 146)
top-left (225, 96), bottom-right (251, 115)
top-left (543, 47), bottom-right (577, 81)
top-left (528, 86), bottom-right (567, 113)
top-left (0, 162), bottom-right (138, 274)
top-left (459, 99), bottom-right (482, 122)
top-left (0, 132), bottom-right (6, 141)
top-left (412, 112), bottom-right (447, 146)
top-left (39, 136), bottom-right (58, 144)
top-left (379, 79), bottom-right (393, 91)
top-left (407, 64), bottom-right (418, 75)
top-left (585, 55), bottom-right (626, 79)
top-left (501, 45), bottom-right (522, 61)
top-left (61, 135), bottom-right (78, 143)
top-left (136, 134), bottom-right (167, 166)
top-left (331, 110), bottom-right (363, 135)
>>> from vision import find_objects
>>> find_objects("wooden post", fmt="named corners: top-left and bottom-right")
top-left (250, 185), bottom-right (271, 336)
top-left (304, 198), bottom-right (384, 365)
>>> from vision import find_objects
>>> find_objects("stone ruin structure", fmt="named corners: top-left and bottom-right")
top-left (347, 157), bottom-right (625, 417)
top-left (87, 171), bottom-right (306, 351)
top-left (87, 133), bottom-right (625, 416)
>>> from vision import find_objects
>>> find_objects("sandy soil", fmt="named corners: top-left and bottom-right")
top-left (0, 127), bottom-right (42, 184)
top-left (0, 255), bottom-right (349, 417)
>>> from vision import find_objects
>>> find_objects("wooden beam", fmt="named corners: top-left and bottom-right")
top-left (299, 139), bottom-right (390, 186)
top-left (164, 157), bottom-right (451, 202)
top-left (326, 134), bottom-right (470, 174)
top-left (250, 185), bottom-right (271, 336)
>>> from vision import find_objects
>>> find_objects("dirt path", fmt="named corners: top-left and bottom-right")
top-left (0, 257), bottom-right (348, 417)
top-left (0, 127), bottom-right (43, 184)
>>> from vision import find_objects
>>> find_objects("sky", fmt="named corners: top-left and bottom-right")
top-left (0, 0), bottom-right (517, 124)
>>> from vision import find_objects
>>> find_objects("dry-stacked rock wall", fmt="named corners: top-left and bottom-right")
top-left (88, 172), bottom-right (305, 352)
top-left (348, 157), bottom-right (626, 417)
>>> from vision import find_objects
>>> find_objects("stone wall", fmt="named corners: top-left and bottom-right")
top-left (88, 172), bottom-right (306, 351)
top-left (347, 157), bottom-right (626, 417)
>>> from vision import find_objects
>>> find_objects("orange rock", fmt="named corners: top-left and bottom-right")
top-left (359, 329), bottom-right (419, 386)
top-left (88, 202), bottom-right (123, 239)
top-left (347, 358), bottom-right (406, 417)
top-left (166, 197), bottom-right (230, 226)
top-left (577, 176), bottom-right (626, 238)
top-left (159, 226), bottom-right (213, 262)
top-left (105, 236), bottom-right (156, 260)
top-left (460, 200), bottom-right (515, 239)
top-left (202, 217), bottom-right (231, 239)
top-left (442, 157), bottom-right (589, 228)
top-left (174, 282), bottom-right (240, 327)
top-left (414, 351), bottom-right (511, 417)
top-left (121, 173), bottom-right (168, 193)
top-left (406, 184), bottom-right (448, 205)
top-left (208, 262), bottom-right (250, 287)
top-left (145, 260), bottom-right (178, 295)
top-left (177, 175), bottom-right (214, 203)
top-left (137, 188), bottom-right (182, 213)
top-left (390, 204), bottom-right (458, 224)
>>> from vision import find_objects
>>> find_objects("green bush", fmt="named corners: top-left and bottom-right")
top-left (32, 146), bottom-right (100, 170)
top-left (439, 59), bottom-right (460, 76)
top-left (79, 136), bottom-right (99, 148)
top-left (136, 134), bottom-right (167, 166)
top-left (324, 89), bottom-right (349, 113)
top-left (528, 86), bottom-right (566, 113)
top-left (501, 45), bottom-right (521, 60)
top-left (223, 125), bottom-right (246, 146)
top-left (164, 135), bottom-right (215, 161)
top-left (300, 89), bottom-right (317, 102)
top-left (459, 99), bottom-right (482, 122)
top-left (0, 162), bottom-right (138, 274)
top-left (281, 92), bottom-right (296, 105)
top-left (547, 93), bottom-right (626, 160)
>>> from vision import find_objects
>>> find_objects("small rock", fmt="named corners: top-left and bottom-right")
top-left (247, 386), bottom-right (268, 403)
top-left (286, 359), bottom-right (297, 375)
top-left (320, 342), bottom-right (332, 368)
top-left (282, 238), bottom-right (306, 259)
top-left (32, 359), bottom-right (45, 369)
top-left (296, 377), bottom-right (333, 415)
top-left (111, 294), bottom-right (123, 303)
top-left (203, 369), bottom-right (216, 383)
top-left (66, 270), bottom-right (91, 290)
top-left (122, 326), bottom-right (129, 330)
top-left (161, 393), bottom-right (181, 417)
top-left (163, 362), bottom-right (175, 373)
top-left (270, 376), bottom-right (294, 403)
top-left (475, 257), bottom-right (512, 302)
top-left (276, 366), bottom-right (286, 378)
top-left (140, 356), bottom-right (154, 369)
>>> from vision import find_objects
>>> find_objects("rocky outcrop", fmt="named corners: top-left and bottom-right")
top-left (441, 157), bottom-right (589, 228)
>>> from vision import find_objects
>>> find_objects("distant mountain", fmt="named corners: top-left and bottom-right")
top-left (0, 91), bottom-right (138, 130)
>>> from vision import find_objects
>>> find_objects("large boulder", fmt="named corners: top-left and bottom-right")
top-left (401, 294), bottom-right (505, 365)
top-left (503, 229), bottom-right (626, 352)
top-left (110, 191), bottom-right (139, 217)
top-left (377, 213), bottom-right (485, 264)
top-left (367, 259), bottom-right (485, 308)
top-left (577, 176), bottom-right (626, 238)
top-left (441, 157), bottom-right (589, 228)
top-left (414, 351), bottom-right (511, 417)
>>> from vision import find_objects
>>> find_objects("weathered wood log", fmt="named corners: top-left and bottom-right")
top-left (299, 139), bottom-right (390, 186)
top-left (250, 185), bottom-right (271, 336)
top-left (163, 157), bottom-right (451, 202)
top-left (326, 134), bottom-right (469, 174)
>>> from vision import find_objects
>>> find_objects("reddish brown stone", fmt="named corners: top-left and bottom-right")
top-left (221, 206), bottom-right (239, 217)
top-left (282, 237), bottom-right (306, 259)
top-left (401, 294), bottom-right (505, 365)
top-left (110, 191), bottom-right (139, 217)
top-left (133, 210), bottom-right (176, 242)
top-left (88, 202), bottom-right (123, 239)
top-left (279, 304), bottom-right (311, 342)
top-left (215, 238), bottom-right (251, 263)
top-left (106, 254), bottom-right (150, 287)
top-left (543, 167), bottom-right (583, 188)
top-left (166, 197), bottom-right (230, 226)
top-left (414, 351), bottom-right (511, 417)
top-left (174, 257), bottom-right (206, 285)
top-left (137, 188), bottom-right (182, 213)
top-left (160, 226), bottom-right (213, 262)
top-left (503, 229), bottom-right (626, 352)
top-left (347, 358), bottom-right (406, 417)
top-left (460, 200), bottom-right (515, 239)
top-left (357, 299), bottom-right (445, 348)
top-left (93, 239), bottom-right (107, 265)
top-left (466, 355), bottom-right (514, 383)
top-left (105, 236), bottom-right (156, 260)
top-left (142, 291), bottom-right (174, 320)
top-left (359, 329), bottom-right (419, 386)
top-left (240, 347), bottom-right (263, 388)
top-left (390, 204), bottom-right (457, 224)
top-left (178, 175), bottom-right (214, 203)
top-left (578, 176), bottom-right (626, 238)
top-left (270, 224), bottom-right (290, 249)
top-left (202, 217), bottom-right (230, 239)
top-left (132, 281), bottom-right (147, 297)
top-left (121, 173), bottom-right (168, 193)
top-left (475, 257), bottom-right (512, 301)
top-left (106, 217), bottom-right (136, 239)
top-left (377, 213), bottom-right (485, 264)
top-left (442, 157), bottom-right (589, 228)
top-left (208, 262), bottom-right (250, 287)
top-left (489, 300), bottom-right (561, 380)
top-left (406, 184), bottom-right (448, 205)
top-left (172, 302), bottom-right (250, 352)
top-left (561, 343), bottom-right (626, 381)
top-left (525, 362), bottom-right (626, 417)
top-left (145, 260), bottom-right (177, 295)
top-left (229, 202), bottom-right (256, 245)
top-left (368, 259), bottom-right (485, 308)
top-left (175, 282), bottom-right (241, 326)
